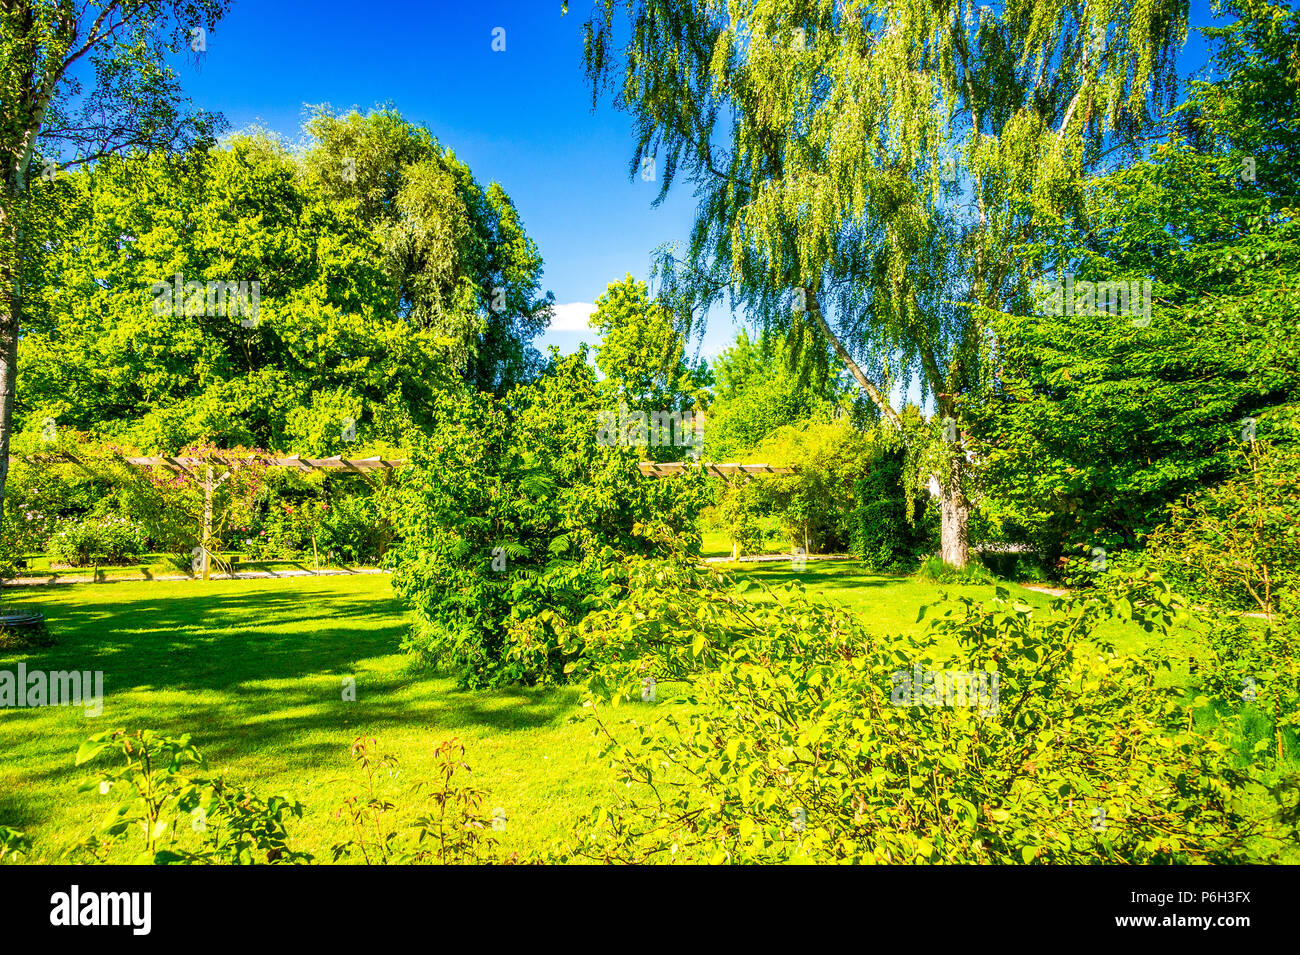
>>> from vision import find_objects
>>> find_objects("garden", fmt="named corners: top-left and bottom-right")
top-left (0, 0), bottom-right (1298, 870)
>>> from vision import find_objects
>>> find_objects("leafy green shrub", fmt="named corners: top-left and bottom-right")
top-left (975, 550), bottom-right (1051, 583)
top-left (749, 416), bottom-right (878, 554)
top-left (243, 500), bottom-right (325, 560)
top-left (48, 515), bottom-right (147, 566)
top-left (1146, 421), bottom-right (1300, 619)
top-left (913, 553), bottom-right (998, 585)
top-left (331, 737), bottom-right (505, 864)
top-left (1194, 613), bottom-right (1300, 763)
top-left (849, 452), bottom-right (923, 568)
top-left (318, 490), bottom-right (394, 565)
top-left (389, 351), bottom-right (706, 687)
top-left (74, 729), bottom-right (310, 864)
top-left (0, 826), bottom-right (30, 864)
top-left (569, 563), bottom-right (1294, 863)
top-left (716, 480), bottom-right (771, 557)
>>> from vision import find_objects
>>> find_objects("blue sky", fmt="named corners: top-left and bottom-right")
top-left (174, 0), bottom-right (1224, 376)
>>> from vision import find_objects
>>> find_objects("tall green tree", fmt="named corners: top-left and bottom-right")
top-left (20, 107), bottom-right (558, 453)
top-left (21, 132), bottom-right (451, 452)
top-left (0, 0), bottom-right (228, 532)
top-left (577, 0), bottom-right (1187, 566)
top-left (591, 274), bottom-right (710, 461)
top-left (304, 107), bottom-right (554, 394)
top-left (969, 0), bottom-right (1300, 562)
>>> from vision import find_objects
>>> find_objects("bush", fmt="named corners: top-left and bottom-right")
top-left (47, 516), bottom-right (147, 566)
top-left (243, 500), bottom-right (323, 560)
top-left (318, 490), bottom-right (394, 565)
top-left (1194, 612), bottom-right (1300, 762)
top-left (331, 737), bottom-right (505, 864)
top-left (849, 451), bottom-right (925, 568)
top-left (568, 562), bottom-right (1295, 863)
top-left (1145, 419), bottom-right (1300, 618)
top-left (73, 729), bottom-right (310, 865)
top-left (388, 351), bottom-right (706, 688)
top-left (913, 553), bottom-right (999, 585)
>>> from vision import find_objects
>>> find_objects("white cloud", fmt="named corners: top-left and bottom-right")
top-left (549, 302), bottom-right (597, 332)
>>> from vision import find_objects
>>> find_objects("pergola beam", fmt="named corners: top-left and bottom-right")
top-left (637, 461), bottom-right (794, 478)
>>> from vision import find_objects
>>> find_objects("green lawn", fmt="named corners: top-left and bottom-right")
top-left (0, 562), bottom-right (1286, 863)
top-left (0, 575), bottom-right (609, 862)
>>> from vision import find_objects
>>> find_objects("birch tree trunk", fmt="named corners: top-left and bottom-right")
top-left (939, 454), bottom-right (970, 569)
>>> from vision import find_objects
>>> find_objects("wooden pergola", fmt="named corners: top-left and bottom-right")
top-left (636, 462), bottom-right (793, 480)
top-left (23, 452), bottom-right (406, 579)
top-left (19, 451), bottom-right (793, 575)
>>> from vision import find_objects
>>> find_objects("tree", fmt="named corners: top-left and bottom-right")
top-left (20, 107), bottom-right (558, 453)
top-left (20, 131), bottom-right (449, 452)
top-left (704, 325), bottom-right (847, 460)
top-left (577, 0), bottom-right (1187, 566)
top-left (968, 0), bottom-right (1300, 563)
top-left (303, 107), bottom-right (555, 395)
top-left (388, 350), bottom-right (706, 687)
top-left (591, 274), bottom-right (710, 461)
top-left (0, 0), bottom-right (229, 534)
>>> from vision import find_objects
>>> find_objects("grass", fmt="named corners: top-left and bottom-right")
top-left (0, 575), bottom-right (608, 862)
top-left (1, 561), bottom-right (1290, 862)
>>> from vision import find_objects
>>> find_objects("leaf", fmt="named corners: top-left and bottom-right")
top-left (75, 739), bottom-right (113, 767)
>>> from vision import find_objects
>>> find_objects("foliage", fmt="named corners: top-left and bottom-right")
top-left (1193, 613), bottom-right (1300, 764)
top-left (303, 107), bottom-right (555, 395)
top-left (580, 0), bottom-right (1189, 565)
top-left (849, 453), bottom-right (914, 568)
top-left (74, 728), bottom-right (309, 865)
top-left (19, 106), bottom-right (552, 454)
top-left (913, 554), bottom-right (998, 586)
top-left (569, 562), bottom-right (1295, 863)
top-left (48, 515), bottom-right (148, 567)
top-left (715, 479), bottom-right (772, 558)
top-left (969, 0), bottom-right (1300, 564)
top-left (1145, 411), bottom-right (1300, 619)
top-left (0, 826), bottom-right (30, 864)
top-left (243, 500), bottom-right (328, 562)
top-left (703, 328), bottom-right (848, 462)
top-left (749, 415), bottom-right (882, 554)
top-left (331, 737), bottom-right (504, 865)
top-left (713, 414), bottom-right (932, 563)
top-left (592, 275), bottom-right (710, 464)
top-left (317, 488), bottom-right (396, 566)
top-left (388, 350), bottom-right (707, 687)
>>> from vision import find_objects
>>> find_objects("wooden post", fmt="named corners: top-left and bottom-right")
top-left (728, 475), bottom-right (739, 561)
top-left (202, 465), bottom-right (213, 581)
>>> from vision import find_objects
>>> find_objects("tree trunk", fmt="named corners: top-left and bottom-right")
top-left (935, 389), bottom-right (971, 568)
top-left (803, 288), bottom-right (903, 431)
top-left (939, 466), bottom-right (970, 569)
top-left (802, 285), bottom-right (972, 567)
top-left (0, 190), bottom-right (21, 543)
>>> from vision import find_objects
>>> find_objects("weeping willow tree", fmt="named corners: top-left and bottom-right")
top-left (574, 0), bottom-right (1187, 566)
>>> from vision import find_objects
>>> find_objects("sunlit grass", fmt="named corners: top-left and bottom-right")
top-left (1, 563), bottom-right (1291, 863)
